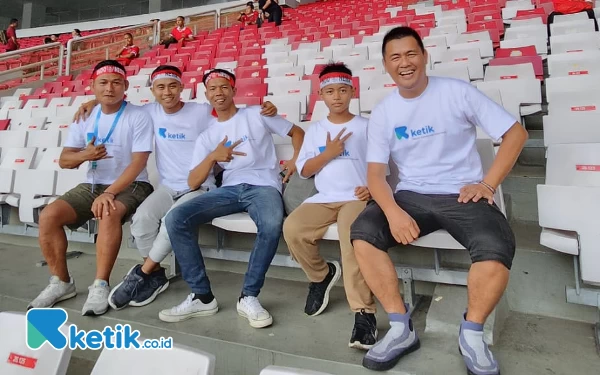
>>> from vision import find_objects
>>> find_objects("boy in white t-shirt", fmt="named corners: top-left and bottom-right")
top-left (27, 60), bottom-right (154, 316)
top-left (160, 69), bottom-right (305, 328)
top-left (283, 63), bottom-right (377, 350)
top-left (74, 65), bottom-right (279, 311)
top-left (349, 27), bottom-right (528, 374)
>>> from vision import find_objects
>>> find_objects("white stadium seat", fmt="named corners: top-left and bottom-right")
top-left (550, 32), bottom-right (600, 54)
top-left (428, 64), bottom-right (470, 82)
top-left (260, 366), bottom-right (333, 375)
top-left (91, 341), bottom-right (215, 375)
top-left (547, 90), bottom-right (600, 115)
top-left (550, 19), bottom-right (597, 36)
top-left (546, 75), bottom-right (600, 104)
top-left (500, 36), bottom-right (548, 55)
top-left (505, 24), bottom-right (548, 40)
top-left (0, 311), bottom-right (72, 375)
top-left (537, 143), bottom-right (600, 285)
top-left (484, 63), bottom-right (535, 81)
top-left (476, 79), bottom-right (542, 120)
top-left (440, 48), bottom-right (484, 80)
top-left (543, 113), bottom-right (600, 146)
top-left (547, 50), bottom-right (600, 77)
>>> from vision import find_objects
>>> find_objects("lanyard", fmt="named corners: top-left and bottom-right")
top-left (90, 102), bottom-right (127, 191)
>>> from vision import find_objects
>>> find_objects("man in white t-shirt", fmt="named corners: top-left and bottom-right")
top-left (74, 65), bottom-right (279, 311)
top-left (160, 69), bottom-right (305, 328)
top-left (27, 60), bottom-right (154, 316)
top-left (349, 27), bottom-right (528, 374)
top-left (283, 62), bottom-right (377, 350)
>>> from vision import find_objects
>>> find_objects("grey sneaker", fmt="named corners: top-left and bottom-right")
top-left (82, 279), bottom-right (110, 316)
top-left (158, 293), bottom-right (219, 323)
top-left (27, 275), bottom-right (77, 310)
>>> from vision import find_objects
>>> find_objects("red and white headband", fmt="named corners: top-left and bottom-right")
top-left (92, 65), bottom-right (126, 80)
top-left (319, 72), bottom-right (353, 89)
top-left (205, 71), bottom-right (236, 88)
top-left (151, 69), bottom-right (182, 84)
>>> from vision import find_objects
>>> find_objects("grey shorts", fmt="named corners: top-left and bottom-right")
top-left (350, 190), bottom-right (516, 269)
top-left (58, 182), bottom-right (154, 230)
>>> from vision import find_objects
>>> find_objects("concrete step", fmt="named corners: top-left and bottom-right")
top-left (0, 243), bottom-right (598, 375)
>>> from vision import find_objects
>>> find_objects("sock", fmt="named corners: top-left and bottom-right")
top-left (193, 292), bottom-right (214, 304)
top-left (460, 316), bottom-right (498, 372)
top-left (135, 266), bottom-right (151, 280)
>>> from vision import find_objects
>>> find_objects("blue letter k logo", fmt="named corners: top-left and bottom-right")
top-left (394, 126), bottom-right (409, 140)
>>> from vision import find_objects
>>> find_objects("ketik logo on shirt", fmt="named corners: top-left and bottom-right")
top-left (394, 125), bottom-right (437, 140)
top-left (318, 146), bottom-right (350, 157)
top-left (224, 135), bottom-right (249, 147)
top-left (158, 128), bottom-right (186, 140)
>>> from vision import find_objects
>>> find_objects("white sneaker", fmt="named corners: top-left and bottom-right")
top-left (237, 296), bottom-right (273, 328)
top-left (158, 293), bottom-right (219, 323)
top-left (28, 275), bottom-right (77, 309)
top-left (82, 279), bottom-right (110, 316)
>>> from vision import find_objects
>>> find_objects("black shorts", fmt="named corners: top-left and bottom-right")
top-left (350, 190), bottom-right (516, 269)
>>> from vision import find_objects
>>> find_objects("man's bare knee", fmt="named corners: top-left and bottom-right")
top-left (39, 201), bottom-right (76, 229)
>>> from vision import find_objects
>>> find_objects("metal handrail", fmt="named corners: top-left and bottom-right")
top-left (0, 42), bottom-right (64, 85)
top-left (65, 22), bottom-right (155, 75)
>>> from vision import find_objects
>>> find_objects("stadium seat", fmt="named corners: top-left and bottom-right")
top-left (546, 75), bottom-right (600, 104)
top-left (550, 32), bottom-right (600, 54)
top-left (476, 78), bottom-right (542, 120)
top-left (439, 48), bottom-right (485, 80)
top-left (260, 366), bottom-right (333, 375)
top-left (0, 311), bottom-right (72, 375)
top-left (500, 36), bottom-right (548, 55)
top-left (550, 19), bottom-right (597, 36)
top-left (429, 64), bottom-right (471, 82)
top-left (543, 113), bottom-right (600, 146)
top-left (546, 90), bottom-right (600, 115)
top-left (0, 147), bottom-right (37, 204)
top-left (90, 341), bottom-right (215, 375)
top-left (488, 56), bottom-right (544, 79)
top-left (537, 143), bottom-right (600, 285)
top-left (484, 62), bottom-right (535, 81)
top-left (547, 50), bottom-right (600, 77)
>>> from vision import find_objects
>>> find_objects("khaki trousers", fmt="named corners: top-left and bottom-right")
top-left (283, 201), bottom-right (376, 313)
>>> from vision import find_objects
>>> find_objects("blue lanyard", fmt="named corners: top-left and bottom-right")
top-left (93, 101), bottom-right (127, 146)
top-left (90, 102), bottom-right (126, 192)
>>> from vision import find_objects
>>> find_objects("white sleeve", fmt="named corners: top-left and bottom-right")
top-left (131, 110), bottom-right (154, 153)
top-left (255, 107), bottom-right (294, 137)
top-left (366, 103), bottom-right (392, 165)
top-left (462, 82), bottom-right (518, 141)
top-left (63, 122), bottom-right (86, 149)
top-left (295, 126), bottom-right (316, 179)
top-left (189, 133), bottom-right (212, 171)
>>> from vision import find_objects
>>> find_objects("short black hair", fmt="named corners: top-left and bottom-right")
top-left (246, 1), bottom-right (254, 9)
top-left (382, 26), bottom-right (425, 57)
top-left (44, 37), bottom-right (52, 44)
top-left (152, 65), bottom-right (182, 76)
top-left (124, 32), bottom-right (133, 38)
top-left (10, 18), bottom-right (18, 24)
top-left (318, 62), bottom-right (353, 78)
top-left (74, 28), bottom-right (81, 34)
top-left (202, 68), bottom-right (236, 86)
top-left (92, 60), bottom-right (126, 76)
top-left (176, 16), bottom-right (184, 20)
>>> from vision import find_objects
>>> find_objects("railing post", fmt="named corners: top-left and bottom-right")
top-left (217, 10), bottom-right (221, 29)
top-left (58, 45), bottom-right (64, 76)
top-left (40, 65), bottom-right (45, 80)
top-left (156, 22), bottom-right (161, 46)
top-left (65, 39), bottom-right (74, 76)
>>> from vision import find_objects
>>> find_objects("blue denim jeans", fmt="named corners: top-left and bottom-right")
top-left (165, 184), bottom-right (284, 297)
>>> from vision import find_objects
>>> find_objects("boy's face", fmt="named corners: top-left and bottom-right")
top-left (319, 83), bottom-right (354, 115)
top-left (176, 17), bottom-right (184, 27)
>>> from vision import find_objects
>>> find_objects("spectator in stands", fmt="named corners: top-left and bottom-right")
top-left (548, 0), bottom-right (599, 35)
top-left (259, 0), bottom-right (283, 26)
top-left (238, 2), bottom-right (260, 27)
top-left (115, 33), bottom-right (139, 67)
top-left (72, 29), bottom-right (82, 39)
top-left (50, 34), bottom-right (60, 42)
top-left (27, 60), bottom-right (154, 316)
top-left (75, 65), bottom-right (280, 311)
top-left (159, 16), bottom-right (194, 49)
top-left (5, 18), bottom-right (19, 52)
top-left (160, 69), bottom-right (304, 328)
top-left (349, 27), bottom-right (528, 374)
top-left (283, 62), bottom-right (378, 350)
top-left (44, 37), bottom-right (52, 44)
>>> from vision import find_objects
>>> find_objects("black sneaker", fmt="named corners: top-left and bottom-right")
top-left (129, 267), bottom-right (169, 307)
top-left (349, 309), bottom-right (378, 350)
top-left (304, 261), bottom-right (341, 316)
top-left (108, 264), bottom-right (144, 310)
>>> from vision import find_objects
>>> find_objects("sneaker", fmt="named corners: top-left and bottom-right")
top-left (459, 316), bottom-right (500, 375)
top-left (158, 293), bottom-right (218, 323)
top-left (349, 309), bottom-right (378, 350)
top-left (27, 275), bottom-right (77, 310)
top-left (82, 279), bottom-right (110, 316)
top-left (362, 307), bottom-right (420, 371)
top-left (237, 296), bottom-right (273, 328)
top-left (129, 267), bottom-right (169, 307)
top-left (304, 261), bottom-right (341, 316)
top-left (108, 265), bottom-right (170, 310)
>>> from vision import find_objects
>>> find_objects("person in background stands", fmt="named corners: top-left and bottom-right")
top-left (283, 62), bottom-right (378, 350)
top-left (349, 27), bottom-right (528, 374)
top-left (115, 33), bottom-right (139, 67)
top-left (27, 60), bottom-right (155, 317)
top-left (160, 69), bottom-right (304, 328)
top-left (72, 29), bottom-right (82, 39)
top-left (259, 0), bottom-right (283, 26)
top-left (548, 0), bottom-right (599, 35)
top-left (159, 16), bottom-right (194, 49)
top-left (5, 19), bottom-right (19, 52)
top-left (238, 2), bottom-right (260, 27)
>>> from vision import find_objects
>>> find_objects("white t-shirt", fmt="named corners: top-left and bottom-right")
top-left (190, 106), bottom-right (293, 192)
top-left (367, 76), bottom-right (517, 195)
top-left (296, 116), bottom-right (368, 204)
top-left (65, 103), bottom-right (153, 185)
top-left (144, 102), bottom-right (216, 192)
